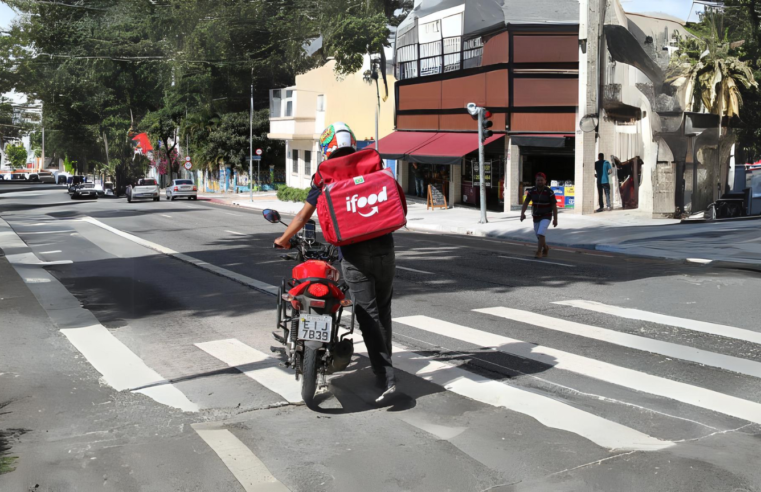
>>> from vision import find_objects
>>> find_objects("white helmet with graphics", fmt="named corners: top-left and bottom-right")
top-left (319, 122), bottom-right (357, 160)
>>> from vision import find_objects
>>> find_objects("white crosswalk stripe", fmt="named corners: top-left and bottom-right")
top-left (554, 300), bottom-right (761, 345)
top-left (350, 336), bottom-right (672, 451)
top-left (475, 307), bottom-right (761, 379)
top-left (195, 339), bottom-right (303, 404)
top-left (395, 314), bottom-right (761, 426)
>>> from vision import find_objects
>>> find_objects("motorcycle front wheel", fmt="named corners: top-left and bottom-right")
top-left (301, 346), bottom-right (319, 408)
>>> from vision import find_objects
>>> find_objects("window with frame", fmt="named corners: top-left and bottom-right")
top-left (316, 95), bottom-right (325, 112)
top-left (270, 90), bottom-right (282, 118)
top-left (304, 150), bottom-right (312, 176)
top-left (292, 149), bottom-right (299, 174)
top-left (285, 90), bottom-right (294, 117)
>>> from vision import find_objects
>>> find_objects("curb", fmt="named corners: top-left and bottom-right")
top-left (212, 198), bottom-right (761, 267)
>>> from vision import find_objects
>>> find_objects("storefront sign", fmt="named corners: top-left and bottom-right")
top-left (427, 183), bottom-right (448, 210)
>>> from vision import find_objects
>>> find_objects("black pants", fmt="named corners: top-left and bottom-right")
top-left (341, 234), bottom-right (395, 378)
top-left (597, 183), bottom-right (611, 209)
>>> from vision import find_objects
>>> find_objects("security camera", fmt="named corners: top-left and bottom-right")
top-left (466, 103), bottom-right (479, 117)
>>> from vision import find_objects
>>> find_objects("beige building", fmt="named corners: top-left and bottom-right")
top-left (268, 58), bottom-right (397, 189)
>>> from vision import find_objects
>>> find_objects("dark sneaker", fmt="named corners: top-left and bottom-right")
top-left (595, 207), bottom-right (604, 213)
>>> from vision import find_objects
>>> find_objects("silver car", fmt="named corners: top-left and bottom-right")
top-left (166, 179), bottom-right (197, 201)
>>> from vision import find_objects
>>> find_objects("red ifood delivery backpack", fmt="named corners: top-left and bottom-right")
top-left (314, 149), bottom-right (407, 247)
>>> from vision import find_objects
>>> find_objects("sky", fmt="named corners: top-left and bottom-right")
top-left (0, 0), bottom-right (702, 29)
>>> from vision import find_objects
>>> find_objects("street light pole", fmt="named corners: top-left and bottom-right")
top-left (250, 84), bottom-right (254, 202)
top-left (477, 108), bottom-right (487, 224)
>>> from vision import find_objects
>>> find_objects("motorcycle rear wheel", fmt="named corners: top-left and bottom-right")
top-left (301, 346), bottom-right (319, 408)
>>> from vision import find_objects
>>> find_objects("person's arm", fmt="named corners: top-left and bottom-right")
top-left (552, 201), bottom-right (558, 227)
top-left (520, 195), bottom-right (531, 221)
top-left (274, 202), bottom-right (317, 249)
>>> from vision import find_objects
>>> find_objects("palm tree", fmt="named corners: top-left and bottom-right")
top-left (667, 29), bottom-right (759, 202)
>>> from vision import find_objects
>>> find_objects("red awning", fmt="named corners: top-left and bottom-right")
top-left (378, 131), bottom-right (504, 165)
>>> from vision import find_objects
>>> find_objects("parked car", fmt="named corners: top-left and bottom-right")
top-left (55, 171), bottom-right (70, 184)
top-left (38, 171), bottom-right (56, 183)
top-left (166, 179), bottom-right (198, 201)
top-left (126, 178), bottom-right (160, 202)
top-left (67, 175), bottom-right (86, 193)
top-left (28, 173), bottom-right (39, 182)
top-left (71, 182), bottom-right (98, 199)
top-left (1, 173), bottom-right (10, 181)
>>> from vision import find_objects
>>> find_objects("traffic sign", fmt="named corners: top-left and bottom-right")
top-left (255, 148), bottom-right (263, 156)
top-left (184, 161), bottom-right (192, 170)
top-left (185, 156), bottom-right (191, 162)
top-left (248, 156), bottom-right (262, 161)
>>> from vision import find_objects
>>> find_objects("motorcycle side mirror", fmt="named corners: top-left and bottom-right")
top-left (262, 209), bottom-right (281, 224)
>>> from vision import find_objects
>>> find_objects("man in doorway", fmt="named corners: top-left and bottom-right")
top-left (521, 172), bottom-right (558, 258)
top-left (595, 153), bottom-right (613, 212)
top-left (412, 163), bottom-right (425, 198)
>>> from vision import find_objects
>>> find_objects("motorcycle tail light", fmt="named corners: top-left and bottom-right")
top-left (310, 300), bottom-right (326, 308)
top-left (340, 299), bottom-right (353, 307)
top-left (308, 283), bottom-right (329, 298)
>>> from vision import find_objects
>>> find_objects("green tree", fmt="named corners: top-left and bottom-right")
top-left (670, 11), bottom-right (760, 201)
top-left (5, 142), bottom-right (27, 169)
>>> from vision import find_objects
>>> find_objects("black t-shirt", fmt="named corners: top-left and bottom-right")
top-left (306, 183), bottom-right (321, 207)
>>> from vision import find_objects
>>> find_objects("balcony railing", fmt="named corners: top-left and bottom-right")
top-left (396, 35), bottom-right (482, 81)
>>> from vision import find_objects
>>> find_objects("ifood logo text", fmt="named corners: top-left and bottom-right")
top-left (345, 187), bottom-right (388, 218)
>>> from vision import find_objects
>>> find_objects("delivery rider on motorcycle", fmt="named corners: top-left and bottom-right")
top-left (274, 122), bottom-right (397, 403)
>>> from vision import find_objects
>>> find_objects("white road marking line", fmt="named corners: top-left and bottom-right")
top-left (477, 307), bottom-right (761, 380)
top-left (352, 336), bottom-right (671, 451)
top-left (195, 339), bottom-right (302, 404)
top-left (555, 300), bottom-right (761, 345)
top-left (61, 325), bottom-right (198, 412)
top-left (396, 266), bottom-right (434, 274)
top-left (226, 230), bottom-right (247, 236)
top-left (686, 258), bottom-right (713, 264)
top-left (192, 423), bottom-right (290, 492)
top-left (226, 212), bottom-right (243, 217)
top-left (80, 217), bottom-right (278, 295)
top-left (498, 255), bottom-right (574, 268)
top-left (17, 230), bottom-right (73, 235)
top-left (160, 214), bottom-right (172, 218)
top-left (39, 250), bottom-right (62, 254)
top-left (256, 260), bottom-right (284, 265)
top-left (456, 310), bottom-right (761, 425)
top-left (7, 252), bottom-right (73, 266)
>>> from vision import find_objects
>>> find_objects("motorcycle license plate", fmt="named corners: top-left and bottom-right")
top-left (298, 314), bottom-right (332, 342)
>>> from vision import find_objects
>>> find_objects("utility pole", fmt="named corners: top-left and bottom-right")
top-left (477, 109), bottom-right (488, 224)
top-left (250, 84), bottom-right (254, 202)
top-left (467, 103), bottom-right (493, 224)
top-left (41, 125), bottom-right (45, 172)
top-left (372, 60), bottom-right (380, 152)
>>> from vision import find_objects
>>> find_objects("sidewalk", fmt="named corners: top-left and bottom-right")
top-left (200, 192), bottom-right (761, 266)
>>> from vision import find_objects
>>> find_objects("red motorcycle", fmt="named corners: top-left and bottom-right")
top-left (263, 209), bottom-right (355, 408)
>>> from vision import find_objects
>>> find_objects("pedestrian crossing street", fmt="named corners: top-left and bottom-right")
top-left (192, 299), bottom-right (761, 455)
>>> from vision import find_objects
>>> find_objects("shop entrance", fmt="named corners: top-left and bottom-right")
top-left (406, 163), bottom-right (452, 201)
top-left (519, 149), bottom-right (575, 209)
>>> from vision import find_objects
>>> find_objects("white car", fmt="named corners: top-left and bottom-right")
top-left (166, 179), bottom-right (198, 200)
top-left (38, 172), bottom-right (56, 183)
top-left (127, 178), bottom-right (160, 202)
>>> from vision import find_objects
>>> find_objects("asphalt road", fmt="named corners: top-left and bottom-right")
top-left (2, 182), bottom-right (761, 492)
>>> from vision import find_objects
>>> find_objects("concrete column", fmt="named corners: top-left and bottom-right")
top-left (505, 142), bottom-right (520, 212)
top-left (398, 160), bottom-right (409, 191)
top-left (450, 163), bottom-right (462, 206)
top-left (575, 0), bottom-right (604, 215)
